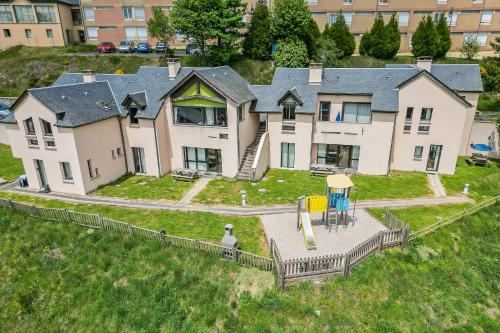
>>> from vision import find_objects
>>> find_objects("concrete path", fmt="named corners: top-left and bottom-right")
top-left (427, 173), bottom-right (447, 197)
top-left (178, 177), bottom-right (211, 204)
top-left (4, 183), bottom-right (473, 216)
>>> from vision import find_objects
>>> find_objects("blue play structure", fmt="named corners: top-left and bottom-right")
top-left (324, 174), bottom-right (358, 232)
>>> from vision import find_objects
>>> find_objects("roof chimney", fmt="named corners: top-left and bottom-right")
top-left (416, 56), bottom-right (433, 72)
top-left (309, 63), bottom-right (323, 85)
top-left (167, 58), bottom-right (181, 79)
top-left (82, 70), bottom-right (95, 83)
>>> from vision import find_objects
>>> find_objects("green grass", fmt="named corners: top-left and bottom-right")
top-left (477, 93), bottom-right (500, 111)
top-left (0, 144), bottom-right (24, 181)
top-left (230, 57), bottom-right (275, 84)
top-left (92, 174), bottom-right (193, 201)
top-left (1, 201), bottom-right (498, 331)
top-left (0, 192), bottom-right (266, 255)
top-left (194, 169), bottom-right (432, 206)
top-left (441, 157), bottom-right (500, 201)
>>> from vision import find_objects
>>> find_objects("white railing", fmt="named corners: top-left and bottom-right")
top-left (251, 131), bottom-right (270, 182)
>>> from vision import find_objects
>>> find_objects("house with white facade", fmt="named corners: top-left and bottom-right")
top-left (1, 58), bottom-right (483, 195)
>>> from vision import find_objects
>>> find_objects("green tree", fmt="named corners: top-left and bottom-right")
top-left (172, 0), bottom-right (245, 63)
top-left (304, 17), bottom-right (321, 58)
top-left (359, 31), bottom-right (371, 56)
top-left (273, 38), bottom-right (309, 68)
top-left (270, 0), bottom-right (315, 56)
top-left (490, 36), bottom-right (500, 55)
top-left (435, 14), bottom-right (451, 58)
top-left (243, 0), bottom-right (272, 60)
top-left (460, 35), bottom-right (480, 59)
top-left (383, 14), bottom-right (401, 58)
top-left (147, 7), bottom-right (175, 57)
top-left (323, 11), bottom-right (355, 57)
top-left (365, 13), bottom-right (386, 58)
top-left (315, 38), bottom-right (344, 67)
top-left (412, 15), bottom-right (440, 57)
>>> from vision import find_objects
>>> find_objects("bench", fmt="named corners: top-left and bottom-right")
top-left (172, 168), bottom-right (199, 182)
top-left (310, 164), bottom-right (357, 176)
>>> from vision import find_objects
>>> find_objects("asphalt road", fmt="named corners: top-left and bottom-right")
top-left (73, 49), bottom-right (187, 57)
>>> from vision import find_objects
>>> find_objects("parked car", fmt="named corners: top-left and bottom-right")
top-left (97, 42), bottom-right (116, 53)
top-left (155, 42), bottom-right (168, 53)
top-left (118, 40), bottom-right (135, 53)
top-left (186, 44), bottom-right (201, 55)
top-left (136, 42), bottom-right (152, 53)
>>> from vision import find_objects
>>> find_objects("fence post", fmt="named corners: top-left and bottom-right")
top-left (64, 209), bottom-right (72, 223)
top-left (401, 225), bottom-right (409, 249)
top-left (378, 231), bottom-right (384, 251)
top-left (128, 223), bottom-right (134, 236)
top-left (7, 200), bottom-right (15, 211)
top-left (31, 204), bottom-right (40, 217)
top-left (98, 215), bottom-right (105, 230)
top-left (280, 263), bottom-right (285, 290)
top-left (343, 252), bottom-right (351, 277)
top-left (233, 248), bottom-right (238, 263)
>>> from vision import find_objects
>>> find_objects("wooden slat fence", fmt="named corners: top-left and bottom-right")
top-left (0, 199), bottom-right (273, 272)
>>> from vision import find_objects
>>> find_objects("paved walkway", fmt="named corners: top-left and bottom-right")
top-left (3, 183), bottom-right (473, 216)
top-left (427, 173), bottom-right (447, 197)
top-left (178, 177), bottom-right (211, 204)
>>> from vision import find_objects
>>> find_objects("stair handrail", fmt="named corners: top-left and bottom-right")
top-left (251, 131), bottom-right (269, 182)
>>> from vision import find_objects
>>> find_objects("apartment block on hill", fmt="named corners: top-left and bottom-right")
top-left (1, 57), bottom-right (483, 195)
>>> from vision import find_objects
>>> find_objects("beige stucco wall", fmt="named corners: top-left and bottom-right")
top-left (154, 104), bottom-right (172, 176)
top-left (252, 131), bottom-right (270, 181)
top-left (458, 92), bottom-right (480, 156)
top-left (268, 112), bottom-right (314, 170)
top-left (391, 75), bottom-right (470, 175)
top-left (468, 120), bottom-right (499, 159)
top-left (164, 96), bottom-right (241, 177)
top-left (0, 123), bottom-right (9, 145)
top-left (238, 101), bottom-right (259, 162)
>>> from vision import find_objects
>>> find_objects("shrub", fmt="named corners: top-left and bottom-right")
top-left (273, 38), bottom-right (309, 68)
top-left (315, 38), bottom-right (343, 67)
top-left (460, 35), bottom-right (480, 60)
top-left (322, 11), bottom-right (355, 57)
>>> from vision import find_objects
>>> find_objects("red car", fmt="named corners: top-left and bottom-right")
top-left (97, 42), bottom-right (116, 53)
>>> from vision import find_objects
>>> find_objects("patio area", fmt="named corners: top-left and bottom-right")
top-left (260, 209), bottom-right (387, 260)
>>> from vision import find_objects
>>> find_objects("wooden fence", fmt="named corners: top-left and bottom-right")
top-left (0, 199), bottom-right (273, 272)
top-left (410, 195), bottom-right (499, 241)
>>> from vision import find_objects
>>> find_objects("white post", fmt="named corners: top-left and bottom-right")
top-left (463, 183), bottom-right (469, 195)
top-left (241, 193), bottom-right (247, 206)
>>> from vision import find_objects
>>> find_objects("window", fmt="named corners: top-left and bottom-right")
top-left (398, 12), bottom-right (409, 26)
top-left (343, 0), bottom-right (354, 4)
top-left (237, 105), bottom-right (245, 122)
top-left (122, 6), bottom-right (133, 19)
top-left (437, 0), bottom-right (447, 4)
top-left (405, 107), bottom-right (413, 120)
top-left (87, 27), bottom-right (98, 39)
top-left (446, 12), bottom-right (457, 26)
top-left (343, 12), bottom-right (353, 26)
top-left (480, 11), bottom-right (492, 25)
top-left (95, 6), bottom-right (113, 10)
top-left (3, 29), bottom-right (11, 37)
top-left (378, 0), bottom-right (389, 4)
top-left (35, 6), bottom-right (56, 23)
top-left (117, 148), bottom-right (122, 156)
top-left (25, 29), bottom-right (32, 38)
top-left (317, 144), bottom-right (360, 169)
top-left (330, 12), bottom-right (351, 26)
top-left (60, 162), bottom-right (73, 181)
top-left (184, 147), bottom-right (222, 173)
top-left (71, 9), bottom-right (82, 25)
top-left (129, 107), bottom-right (139, 125)
top-left (124, 27), bottom-right (147, 40)
top-left (434, 12), bottom-right (444, 21)
top-left (307, 0), bottom-right (318, 5)
top-left (122, 6), bottom-right (145, 21)
top-left (420, 108), bottom-right (433, 121)
top-left (132, 147), bottom-right (146, 173)
top-left (24, 118), bottom-right (35, 135)
top-left (477, 32), bottom-right (487, 46)
top-left (0, 5), bottom-right (13, 23)
top-left (46, 29), bottom-right (53, 38)
top-left (174, 106), bottom-right (227, 126)
top-left (342, 103), bottom-right (371, 123)
top-left (83, 7), bottom-right (95, 21)
top-left (40, 119), bottom-right (52, 136)
top-left (28, 138), bottom-right (39, 146)
top-left (414, 146), bottom-right (423, 159)
top-left (134, 7), bottom-right (145, 20)
top-left (87, 159), bottom-right (98, 178)
top-left (281, 143), bottom-right (295, 168)
top-left (14, 6), bottom-right (35, 23)
top-left (111, 150), bottom-right (116, 159)
top-left (282, 102), bottom-right (296, 120)
top-left (319, 101), bottom-right (331, 121)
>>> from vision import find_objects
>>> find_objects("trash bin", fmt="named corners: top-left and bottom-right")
top-left (18, 175), bottom-right (28, 187)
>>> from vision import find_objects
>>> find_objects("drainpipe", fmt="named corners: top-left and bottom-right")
top-left (118, 117), bottom-right (129, 173)
top-left (153, 118), bottom-right (162, 177)
top-left (387, 113), bottom-right (397, 175)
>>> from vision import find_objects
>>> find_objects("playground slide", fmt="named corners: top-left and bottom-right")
top-left (300, 212), bottom-right (317, 250)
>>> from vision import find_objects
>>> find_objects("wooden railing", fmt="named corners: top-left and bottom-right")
top-left (0, 199), bottom-right (273, 272)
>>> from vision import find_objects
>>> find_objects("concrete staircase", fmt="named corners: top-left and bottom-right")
top-left (236, 125), bottom-right (266, 181)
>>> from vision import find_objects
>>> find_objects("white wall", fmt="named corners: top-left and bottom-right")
top-left (468, 120), bottom-right (499, 159)
top-left (0, 123), bottom-right (8, 145)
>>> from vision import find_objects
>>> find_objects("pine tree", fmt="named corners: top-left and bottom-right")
top-left (383, 14), bottom-right (401, 58)
top-left (366, 13), bottom-right (386, 58)
top-left (243, 0), bottom-right (272, 60)
top-left (359, 31), bottom-right (371, 56)
top-left (412, 15), bottom-right (440, 58)
top-left (435, 14), bottom-right (451, 58)
top-left (323, 10), bottom-right (355, 57)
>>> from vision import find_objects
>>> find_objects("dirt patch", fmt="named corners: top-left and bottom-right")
top-left (235, 268), bottom-right (274, 297)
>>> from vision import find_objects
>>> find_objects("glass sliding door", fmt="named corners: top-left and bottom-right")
top-left (184, 147), bottom-right (222, 173)
top-left (34, 159), bottom-right (48, 187)
top-left (132, 147), bottom-right (146, 173)
top-left (316, 144), bottom-right (360, 169)
top-left (426, 145), bottom-right (442, 171)
top-left (281, 142), bottom-right (295, 168)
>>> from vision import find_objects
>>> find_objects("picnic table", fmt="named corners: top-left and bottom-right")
top-left (172, 168), bottom-right (199, 181)
top-left (466, 153), bottom-right (492, 167)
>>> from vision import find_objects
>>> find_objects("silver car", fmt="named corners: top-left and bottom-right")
top-left (118, 41), bottom-right (135, 53)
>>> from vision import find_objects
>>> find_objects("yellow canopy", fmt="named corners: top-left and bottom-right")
top-left (326, 174), bottom-right (353, 189)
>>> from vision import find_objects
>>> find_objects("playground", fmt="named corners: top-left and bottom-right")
top-left (261, 174), bottom-right (388, 260)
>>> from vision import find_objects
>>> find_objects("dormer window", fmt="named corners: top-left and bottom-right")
top-left (24, 117), bottom-right (35, 135)
top-left (40, 119), bottom-right (53, 136)
top-left (283, 102), bottom-right (296, 120)
top-left (129, 106), bottom-right (139, 125)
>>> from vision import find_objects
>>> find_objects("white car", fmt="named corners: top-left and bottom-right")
top-left (118, 41), bottom-right (135, 53)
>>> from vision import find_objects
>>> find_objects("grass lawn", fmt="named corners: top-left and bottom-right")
top-left (367, 203), bottom-right (472, 231)
top-left (194, 169), bottom-right (432, 206)
top-left (1, 202), bottom-right (498, 331)
top-left (477, 92), bottom-right (500, 112)
top-left (92, 174), bottom-right (193, 202)
top-left (441, 157), bottom-right (500, 201)
top-left (0, 144), bottom-right (24, 181)
top-left (0, 192), bottom-right (265, 255)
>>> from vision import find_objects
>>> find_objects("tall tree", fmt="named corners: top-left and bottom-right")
top-left (435, 14), bottom-right (451, 58)
top-left (411, 15), bottom-right (440, 57)
top-left (383, 14), bottom-right (401, 58)
top-left (270, 0), bottom-right (315, 56)
top-left (365, 12), bottom-right (386, 58)
top-left (172, 0), bottom-right (245, 63)
top-left (147, 7), bottom-right (175, 57)
top-left (304, 17), bottom-right (321, 58)
top-left (243, 0), bottom-right (272, 59)
top-left (460, 35), bottom-right (480, 60)
top-left (323, 11), bottom-right (355, 57)
top-left (359, 31), bottom-right (371, 56)
top-left (490, 36), bottom-right (500, 55)
top-left (273, 37), bottom-right (309, 68)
